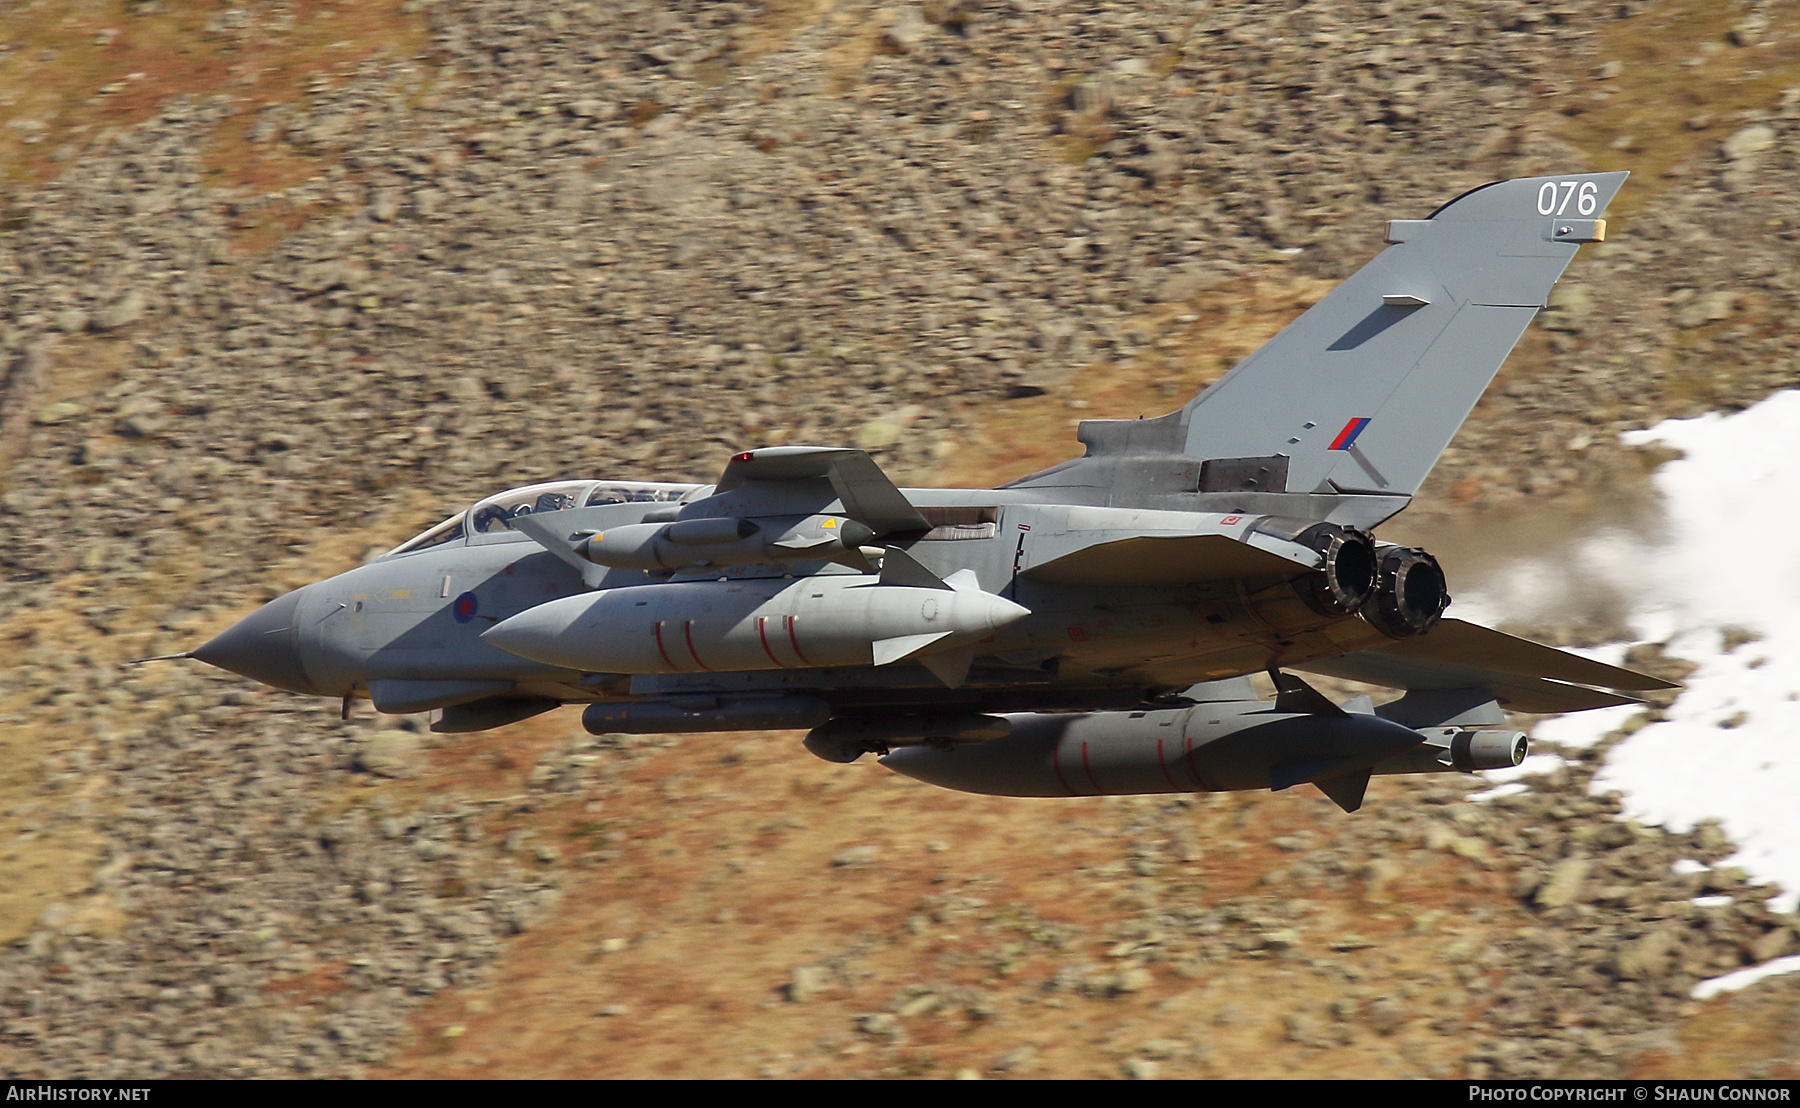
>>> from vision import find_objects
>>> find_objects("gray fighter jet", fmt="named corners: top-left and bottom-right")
top-left (185, 171), bottom-right (1673, 812)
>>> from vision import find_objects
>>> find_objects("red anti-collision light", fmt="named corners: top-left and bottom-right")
top-left (733, 452), bottom-right (754, 462)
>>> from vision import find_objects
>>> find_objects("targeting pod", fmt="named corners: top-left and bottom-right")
top-left (1364, 544), bottom-right (1450, 638)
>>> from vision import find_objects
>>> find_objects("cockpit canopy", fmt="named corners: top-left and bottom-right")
top-left (468, 480), bottom-right (595, 535)
top-left (386, 479), bottom-right (703, 556)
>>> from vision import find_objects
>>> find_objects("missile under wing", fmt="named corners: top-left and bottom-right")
top-left (186, 171), bottom-right (1672, 812)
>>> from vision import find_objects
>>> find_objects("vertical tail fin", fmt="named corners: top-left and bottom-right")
top-left (1075, 172), bottom-right (1627, 499)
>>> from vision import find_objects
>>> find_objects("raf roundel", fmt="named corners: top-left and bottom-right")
top-left (452, 592), bottom-right (479, 623)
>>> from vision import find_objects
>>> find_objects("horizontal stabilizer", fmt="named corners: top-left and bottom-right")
top-left (1023, 533), bottom-right (1310, 587)
top-left (1292, 618), bottom-right (1673, 714)
top-left (1372, 619), bottom-right (1672, 690)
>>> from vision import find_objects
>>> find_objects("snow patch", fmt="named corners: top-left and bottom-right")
top-left (1464, 390), bottom-right (1800, 915)
top-left (1692, 954), bottom-right (1800, 1000)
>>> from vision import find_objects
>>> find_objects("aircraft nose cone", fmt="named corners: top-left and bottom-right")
top-left (192, 587), bottom-right (320, 696)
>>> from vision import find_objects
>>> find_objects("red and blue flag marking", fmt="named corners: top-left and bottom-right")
top-left (1328, 417), bottom-right (1372, 451)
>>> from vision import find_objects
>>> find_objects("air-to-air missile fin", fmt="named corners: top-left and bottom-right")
top-left (1021, 532), bottom-right (1310, 587)
top-left (706, 446), bottom-right (931, 536)
top-left (1268, 755), bottom-right (1372, 812)
top-left (878, 546), bottom-right (954, 590)
top-left (872, 631), bottom-right (955, 666)
top-left (1339, 693), bottom-right (1376, 716)
top-left (942, 568), bottom-right (983, 593)
top-left (916, 645), bottom-right (976, 689)
top-left (1313, 771), bottom-right (1371, 814)
top-left (1053, 171), bottom-right (1628, 502)
top-left (1269, 669), bottom-right (1347, 717)
top-left (871, 551), bottom-right (989, 681)
top-left (1291, 617), bottom-right (1672, 714)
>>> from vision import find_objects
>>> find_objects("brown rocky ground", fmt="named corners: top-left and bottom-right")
top-left (1, 0), bottom-right (1799, 1079)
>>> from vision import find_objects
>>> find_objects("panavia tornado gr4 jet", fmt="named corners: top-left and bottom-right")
top-left (186, 170), bottom-right (1673, 812)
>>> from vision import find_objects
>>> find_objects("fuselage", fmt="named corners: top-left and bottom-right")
top-left (203, 474), bottom-right (1398, 721)
top-left (184, 170), bottom-right (1646, 807)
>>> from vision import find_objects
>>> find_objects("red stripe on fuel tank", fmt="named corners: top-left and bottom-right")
top-left (1052, 743), bottom-right (1079, 797)
top-left (756, 617), bottom-right (787, 668)
top-left (1157, 739), bottom-right (1182, 792)
top-left (653, 621), bottom-right (679, 670)
top-left (683, 620), bottom-right (712, 671)
top-left (786, 616), bottom-right (817, 667)
top-left (1081, 741), bottom-right (1102, 794)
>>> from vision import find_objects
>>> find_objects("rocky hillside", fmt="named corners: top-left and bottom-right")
top-left (1, 0), bottom-right (1798, 1079)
